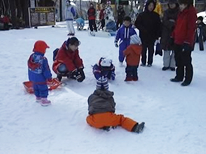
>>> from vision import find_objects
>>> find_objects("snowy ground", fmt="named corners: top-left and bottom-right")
top-left (0, 23), bottom-right (206, 154)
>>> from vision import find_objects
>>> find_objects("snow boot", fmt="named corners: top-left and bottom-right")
top-left (132, 122), bottom-right (145, 133)
top-left (162, 67), bottom-right (169, 71)
top-left (36, 97), bottom-right (41, 103)
top-left (124, 76), bottom-right (133, 81)
top-left (133, 76), bottom-right (138, 81)
top-left (100, 126), bottom-right (110, 131)
top-left (40, 98), bottom-right (51, 106)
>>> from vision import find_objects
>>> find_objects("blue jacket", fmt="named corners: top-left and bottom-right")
top-left (93, 64), bottom-right (115, 80)
top-left (28, 52), bottom-right (52, 84)
top-left (76, 18), bottom-right (85, 27)
top-left (115, 24), bottom-right (137, 52)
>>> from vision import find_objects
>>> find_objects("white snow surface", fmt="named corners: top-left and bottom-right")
top-left (0, 23), bottom-right (206, 154)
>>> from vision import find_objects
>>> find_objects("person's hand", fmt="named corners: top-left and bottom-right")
top-left (77, 68), bottom-right (85, 82)
top-left (114, 41), bottom-right (118, 47)
top-left (111, 72), bottom-right (115, 80)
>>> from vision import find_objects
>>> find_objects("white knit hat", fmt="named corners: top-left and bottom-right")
top-left (99, 58), bottom-right (112, 67)
top-left (130, 35), bottom-right (142, 45)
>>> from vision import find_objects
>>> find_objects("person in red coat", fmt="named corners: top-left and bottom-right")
top-left (52, 37), bottom-right (85, 82)
top-left (87, 3), bottom-right (97, 32)
top-left (170, 0), bottom-right (197, 86)
top-left (99, 4), bottom-right (106, 30)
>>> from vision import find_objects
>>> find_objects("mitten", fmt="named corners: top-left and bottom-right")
top-left (111, 72), bottom-right (115, 80)
top-left (114, 41), bottom-right (118, 47)
top-left (182, 42), bottom-right (192, 52)
top-left (77, 68), bottom-right (85, 82)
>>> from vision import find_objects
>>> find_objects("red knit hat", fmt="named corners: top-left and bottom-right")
top-left (33, 40), bottom-right (49, 54)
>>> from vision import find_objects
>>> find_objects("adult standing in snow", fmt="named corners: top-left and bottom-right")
top-left (86, 87), bottom-right (145, 133)
top-left (116, 5), bottom-right (125, 30)
top-left (28, 40), bottom-right (52, 106)
top-left (65, 0), bottom-right (76, 36)
top-left (115, 16), bottom-right (137, 66)
top-left (160, 0), bottom-right (179, 71)
top-left (87, 3), bottom-right (97, 32)
top-left (135, 0), bottom-right (161, 67)
top-left (52, 37), bottom-right (85, 82)
top-left (170, 0), bottom-right (197, 86)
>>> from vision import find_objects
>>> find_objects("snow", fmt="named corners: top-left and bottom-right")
top-left (0, 23), bottom-right (206, 154)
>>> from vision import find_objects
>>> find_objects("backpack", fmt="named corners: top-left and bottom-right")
top-left (53, 48), bottom-right (59, 61)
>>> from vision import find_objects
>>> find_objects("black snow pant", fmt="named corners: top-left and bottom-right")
top-left (125, 65), bottom-right (138, 77)
top-left (174, 44), bottom-right (193, 84)
top-left (141, 42), bottom-right (155, 65)
top-left (100, 19), bottom-right (105, 30)
top-left (89, 19), bottom-right (97, 32)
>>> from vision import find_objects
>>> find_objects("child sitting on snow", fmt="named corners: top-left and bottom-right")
top-left (86, 85), bottom-right (145, 133)
top-left (92, 57), bottom-right (115, 90)
top-left (28, 40), bottom-right (52, 106)
top-left (123, 34), bottom-right (142, 81)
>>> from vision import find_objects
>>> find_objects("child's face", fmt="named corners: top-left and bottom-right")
top-left (123, 21), bottom-right (131, 27)
top-left (169, 3), bottom-right (176, 9)
top-left (69, 44), bottom-right (78, 51)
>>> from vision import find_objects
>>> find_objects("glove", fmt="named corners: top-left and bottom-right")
top-left (111, 72), bottom-right (115, 80)
top-left (114, 41), bottom-right (118, 47)
top-left (77, 68), bottom-right (85, 82)
top-left (182, 42), bottom-right (192, 52)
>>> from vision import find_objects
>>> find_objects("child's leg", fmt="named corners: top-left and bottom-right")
top-left (147, 42), bottom-right (155, 65)
top-left (132, 66), bottom-right (138, 81)
top-left (119, 44), bottom-right (126, 62)
top-left (125, 66), bottom-right (133, 81)
top-left (38, 84), bottom-right (49, 98)
top-left (33, 84), bottom-right (40, 97)
top-left (86, 112), bottom-right (137, 132)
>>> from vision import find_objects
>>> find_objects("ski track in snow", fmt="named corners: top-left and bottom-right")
top-left (0, 23), bottom-right (206, 154)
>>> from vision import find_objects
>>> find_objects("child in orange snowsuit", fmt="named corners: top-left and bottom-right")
top-left (86, 88), bottom-right (145, 133)
top-left (123, 34), bottom-right (142, 81)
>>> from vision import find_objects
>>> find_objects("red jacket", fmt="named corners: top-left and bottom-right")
top-left (172, 5), bottom-right (197, 46)
top-left (123, 44), bottom-right (142, 66)
top-left (99, 9), bottom-right (105, 20)
top-left (87, 7), bottom-right (96, 20)
top-left (53, 42), bottom-right (83, 73)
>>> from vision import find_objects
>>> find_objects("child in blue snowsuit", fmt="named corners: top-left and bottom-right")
top-left (76, 17), bottom-right (85, 30)
top-left (28, 40), bottom-right (52, 106)
top-left (93, 58), bottom-right (115, 90)
top-left (115, 16), bottom-right (137, 66)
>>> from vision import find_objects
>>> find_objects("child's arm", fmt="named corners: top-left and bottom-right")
top-left (42, 57), bottom-right (52, 80)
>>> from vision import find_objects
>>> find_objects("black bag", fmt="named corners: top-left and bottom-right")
top-left (155, 42), bottom-right (163, 56)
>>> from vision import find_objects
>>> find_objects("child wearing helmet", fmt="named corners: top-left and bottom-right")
top-left (92, 57), bottom-right (115, 90)
top-left (28, 40), bottom-right (52, 106)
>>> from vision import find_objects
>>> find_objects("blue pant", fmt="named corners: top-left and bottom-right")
top-left (33, 84), bottom-right (48, 98)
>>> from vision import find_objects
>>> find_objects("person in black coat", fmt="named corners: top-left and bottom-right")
top-left (195, 16), bottom-right (206, 43)
top-left (135, 0), bottom-right (161, 67)
top-left (116, 5), bottom-right (125, 29)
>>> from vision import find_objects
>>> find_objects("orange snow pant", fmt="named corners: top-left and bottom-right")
top-left (86, 112), bottom-right (137, 132)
